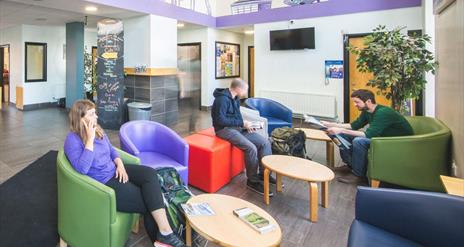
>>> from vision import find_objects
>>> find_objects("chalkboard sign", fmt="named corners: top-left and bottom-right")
top-left (96, 19), bottom-right (124, 129)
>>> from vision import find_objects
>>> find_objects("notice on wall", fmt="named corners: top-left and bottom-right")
top-left (325, 60), bottom-right (344, 79)
top-left (96, 19), bottom-right (124, 129)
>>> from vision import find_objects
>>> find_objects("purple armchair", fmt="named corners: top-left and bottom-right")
top-left (119, 120), bottom-right (189, 184)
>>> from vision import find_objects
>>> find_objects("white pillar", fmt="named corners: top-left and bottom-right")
top-left (424, 0), bottom-right (436, 117)
top-left (124, 14), bottom-right (177, 69)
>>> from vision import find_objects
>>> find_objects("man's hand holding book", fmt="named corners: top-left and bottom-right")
top-left (244, 120), bottom-right (264, 133)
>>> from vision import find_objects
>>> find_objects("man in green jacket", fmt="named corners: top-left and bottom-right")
top-left (322, 89), bottom-right (413, 184)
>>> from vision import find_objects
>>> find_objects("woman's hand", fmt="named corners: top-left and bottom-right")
top-left (82, 118), bottom-right (97, 150)
top-left (115, 158), bottom-right (129, 183)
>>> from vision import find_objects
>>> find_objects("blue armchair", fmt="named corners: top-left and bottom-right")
top-left (244, 98), bottom-right (292, 135)
top-left (119, 120), bottom-right (189, 184)
top-left (348, 187), bottom-right (464, 247)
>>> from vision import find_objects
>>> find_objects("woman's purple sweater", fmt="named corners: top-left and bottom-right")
top-left (64, 132), bottom-right (120, 184)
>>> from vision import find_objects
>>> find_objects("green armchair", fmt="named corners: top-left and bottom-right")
top-left (57, 147), bottom-right (141, 247)
top-left (368, 116), bottom-right (451, 192)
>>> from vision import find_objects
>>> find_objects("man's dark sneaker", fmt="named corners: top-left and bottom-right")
top-left (337, 173), bottom-right (367, 185)
top-left (332, 165), bottom-right (351, 174)
top-left (154, 233), bottom-right (186, 247)
top-left (247, 180), bottom-right (274, 197)
top-left (259, 175), bottom-right (284, 187)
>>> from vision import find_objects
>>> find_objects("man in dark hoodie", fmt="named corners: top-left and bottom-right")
top-left (212, 79), bottom-right (275, 196)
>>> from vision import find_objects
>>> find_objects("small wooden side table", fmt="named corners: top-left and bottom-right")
top-left (262, 155), bottom-right (335, 222)
top-left (296, 128), bottom-right (334, 167)
top-left (440, 175), bottom-right (464, 197)
top-left (185, 194), bottom-right (282, 247)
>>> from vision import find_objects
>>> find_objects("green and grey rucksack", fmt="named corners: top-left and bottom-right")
top-left (156, 167), bottom-right (193, 239)
top-left (270, 127), bottom-right (307, 158)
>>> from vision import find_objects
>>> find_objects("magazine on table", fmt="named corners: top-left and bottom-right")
top-left (303, 115), bottom-right (352, 150)
top-left (233, 207), bottom-right (276, 234)
top-left (181, 202), bottom-right (215, 216)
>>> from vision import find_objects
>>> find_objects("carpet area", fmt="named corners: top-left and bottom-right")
top-left (0, 151), bottom-right (59, 247)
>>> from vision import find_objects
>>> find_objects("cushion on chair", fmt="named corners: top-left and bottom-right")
top-left (266, 117), bottom-right (292, 127)
top-left (267, 117), bottom-right (292, 134)
top-left (138, 152), bottom-right (188, 183)
top-left (348, 220), bottom-right (423, 247)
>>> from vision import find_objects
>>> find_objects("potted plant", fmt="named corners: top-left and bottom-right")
top-left (84, 51), bottom-right (96, 101)
top-left (349, 25), bottom-right (437, 114)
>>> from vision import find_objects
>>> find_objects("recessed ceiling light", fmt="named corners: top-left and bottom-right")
top-left (85, 6), bottom-right (98, 12)
top-left (177, 23), bottom-right (185, 28)
top-left (244, 30), bottom-right (254, 35)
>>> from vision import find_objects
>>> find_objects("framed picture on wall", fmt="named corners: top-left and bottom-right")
top-left (215, 41), bottom-right (240, 79)
top-left (25, 42), bottom-right (47, 82)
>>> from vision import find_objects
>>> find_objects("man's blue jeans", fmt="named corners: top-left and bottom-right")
top-left (339, 134), bottom-right (371, 177)
top-left (216, 127), bottom-right (272, 183)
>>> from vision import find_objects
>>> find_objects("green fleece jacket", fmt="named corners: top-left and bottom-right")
top-left (351, 105), bottom-right (414, 139)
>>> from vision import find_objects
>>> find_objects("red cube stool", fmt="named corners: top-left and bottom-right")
top-left (184, 134), bottom-right (231, 193)
top-left (197, 127), bottom-right (245, 178)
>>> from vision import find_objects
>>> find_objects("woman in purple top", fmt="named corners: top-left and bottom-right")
top-left (64, 100), bottom-right (185, 247)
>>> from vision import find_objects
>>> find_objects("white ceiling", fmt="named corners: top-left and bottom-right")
top-left (0, 0), bottom-right (143, 30)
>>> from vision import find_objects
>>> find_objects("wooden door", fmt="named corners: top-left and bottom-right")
top-left (348, 37), bottom-right (391, 122)
top-left (248, 46), bottom-right (255, 97)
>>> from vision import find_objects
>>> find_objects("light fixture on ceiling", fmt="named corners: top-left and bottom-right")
top-left (35, 18), bottom-right (47, 21)
top-left (85, 6), bottom-right (98, 12)
top-left (177, 23), bottom-right (185, 28)
top-left (244, 30), bottom-right (254, 35)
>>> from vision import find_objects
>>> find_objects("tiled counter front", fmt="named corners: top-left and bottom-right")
top-left (124, 75), bottom-right (179, 125)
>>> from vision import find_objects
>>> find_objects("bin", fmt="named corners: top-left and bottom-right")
top-left (127, 102), bottom-right (152, 121)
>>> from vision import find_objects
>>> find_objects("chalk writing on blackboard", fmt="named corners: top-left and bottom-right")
top-left (96, 19), bottom-right (124, 129)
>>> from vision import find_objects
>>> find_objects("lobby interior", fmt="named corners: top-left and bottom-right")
top-left (0, 1), bottom-right (463, 247)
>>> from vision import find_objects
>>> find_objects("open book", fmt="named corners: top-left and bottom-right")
top-left (248, 121), bottom-right (264, 129)
top-left (233, 207), bottom-right (276, 234)
top-left (303, 115), bottom-right (352, 150)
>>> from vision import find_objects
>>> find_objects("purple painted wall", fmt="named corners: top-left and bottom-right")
top-left (89, 0), bottom-right (422, 28)
top-left (216, 0), bottom-right (422, 27)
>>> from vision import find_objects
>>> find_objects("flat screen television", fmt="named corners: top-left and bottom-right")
top-left (270, 27), bottom-right (315, 50)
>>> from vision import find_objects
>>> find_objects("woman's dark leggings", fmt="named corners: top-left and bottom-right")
top-left (106, 165), bottom-right (165, 242)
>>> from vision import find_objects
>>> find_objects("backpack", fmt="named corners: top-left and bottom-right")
top-left (270, 127), bottom-right (307, 158)
top-left (156, 167), bottom-right (193, 239)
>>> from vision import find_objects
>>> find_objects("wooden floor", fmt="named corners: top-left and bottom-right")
top-left (0, 103), bottom-right (358, 247)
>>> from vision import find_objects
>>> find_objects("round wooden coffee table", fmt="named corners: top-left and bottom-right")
top-left (262, 155), bottom-right (335, 222)
top-left (185, 194), bottom-right (282, 247)
top-left (296, 128), bottom-right (335, 167)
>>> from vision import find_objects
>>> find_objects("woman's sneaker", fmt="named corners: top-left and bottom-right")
top-left (154, 233), bottom-right (186, 247)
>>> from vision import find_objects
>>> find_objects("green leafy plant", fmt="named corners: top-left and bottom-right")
top-left (349, 25), bottom-right (437, 113)
top-left (84, 50), bottom-right (96, 100)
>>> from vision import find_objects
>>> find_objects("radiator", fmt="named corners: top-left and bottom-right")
top-left (258, 90), bottom-right (337, 119)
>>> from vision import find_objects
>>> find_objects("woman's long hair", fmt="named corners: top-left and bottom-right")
top-left (69, 99), bottom-right (104, 143)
